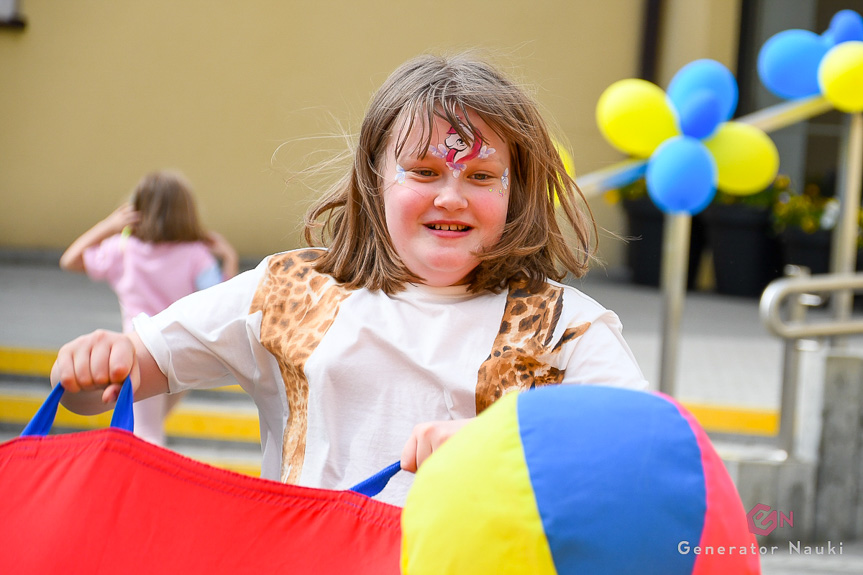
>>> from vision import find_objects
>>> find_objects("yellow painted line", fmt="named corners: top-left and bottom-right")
top-left (0, 346), bottom-right (243, 393)
top-left (163, 405), bottom-right (260, 442)
top-left (0, 394), bottom-right (260, 442)
top-left (681, 402), bottom-right (778, 436)
top-left (202, 384), bottom-right (245, 393)
top-left (198, 459), bottom-right (261, 477)
top-left (1, 396), bottom-right (779, 438)
top-left (0, 350), bottom-right (779, 438)
top-left (0, 347), bottom-right (56, 377)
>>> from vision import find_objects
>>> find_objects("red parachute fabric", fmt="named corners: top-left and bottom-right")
top-left (0, 388), bottom-right (401, 574)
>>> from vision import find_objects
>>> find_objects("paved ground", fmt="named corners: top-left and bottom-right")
top-left (2, 256), bottom-right (862, 573)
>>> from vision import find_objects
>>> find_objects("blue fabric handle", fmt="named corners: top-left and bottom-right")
top-left (20, 377), bottom-right (136, 437)
top-left (349, 461), bottom-right (402, 498)
top-left (20, 383), bottom-right (65, 436)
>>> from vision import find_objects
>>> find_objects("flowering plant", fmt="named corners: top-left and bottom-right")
top-left (604, 174), bottom-right (789, 209)
top-left (713, 174), bottom-right (789, 209)
top-left (603, 177), bottom-right (647, 205)
top-left (771, 181), bottom-right (841, 235)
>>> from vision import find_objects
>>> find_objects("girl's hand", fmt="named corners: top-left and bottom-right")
top-left (102, 204), bottom-right (140, 236)
top-left (205, 231), bottom-right (239, 279)
top-left (50, 330), bottom-right (140, 407)
top-left (50, 329), bottom-right (168, 417)
top-left (59, 204), bottom-right (140, 273)
top-left (400, 419), bottom-right (471, 472)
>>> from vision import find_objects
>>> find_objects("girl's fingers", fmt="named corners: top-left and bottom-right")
top-left (400, 434), bottom-right (419, 473)
top-left (50, 345), bottom-right (77, 392)
top-left (71, 340), bottom-right (97, 391)
top-left (101, 383), bottom-right (123, 404)
top-left (89, 338), bottom-right (112, 387)
top-left (401, 422), bottom-right (438, 472)
top-left (107, 336), bottom-right (136, 384)
top-left (415, 438), bottom-right (434, 470)
top-left (400, 419), bottom-right (471, 472)
top-left (50, 330), bottom-right (135, 394)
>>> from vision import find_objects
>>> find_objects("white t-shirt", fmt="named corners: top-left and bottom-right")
top-left (134, 248), bottom-right (647, 505)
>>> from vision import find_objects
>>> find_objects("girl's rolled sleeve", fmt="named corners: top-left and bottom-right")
top-left (132, 258), bottom-right (275, 395)
top-left (559, 311), bottom-right (649, 390)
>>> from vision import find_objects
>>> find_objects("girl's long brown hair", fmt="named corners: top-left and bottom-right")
top-left (304, 53), bottom-right (596, 294)
top-left (131, 171), bottom-right (208, 243)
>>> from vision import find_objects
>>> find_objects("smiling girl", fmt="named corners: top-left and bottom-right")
top-left (51, 53), bottom-right (647, 506)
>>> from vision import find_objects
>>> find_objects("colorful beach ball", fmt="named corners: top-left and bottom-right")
top-left (401, 385), bottom-right (759, 575)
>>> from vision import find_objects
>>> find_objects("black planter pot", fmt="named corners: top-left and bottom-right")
top-left (779, 228), bottom-right (831, 274)
top-left (702, 204), bottom-right (783, 298)
top-left (621, 197), bottom-right (705, 289)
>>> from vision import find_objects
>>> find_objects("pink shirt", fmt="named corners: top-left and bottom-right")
top-left (84, 234), bottom-right (218, 332)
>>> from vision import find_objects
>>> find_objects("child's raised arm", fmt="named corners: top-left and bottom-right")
top-left (205, 230), bottom-right (239, 280)
top-left (59, 204), bottom-right (140, 273)
top-left (50, 329), bottom-right (168, 415)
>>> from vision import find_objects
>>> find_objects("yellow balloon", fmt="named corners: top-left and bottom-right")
top-left (596, 78), bottom-right (679, 158)
top-left (554, 141), bottom-right (575, 178)
top-left (703, 122), bottom-right (779, 195)
top-left (551, 140), bottom-right (575, 208)
top-left (819, 41), bottom-right (863, 113)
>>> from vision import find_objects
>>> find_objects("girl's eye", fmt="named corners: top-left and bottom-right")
top-left (414, 168), bottom-right (437, 177)
top-left (471, 173), bottom-right (492, 181)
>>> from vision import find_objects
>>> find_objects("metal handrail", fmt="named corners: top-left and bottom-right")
top-left (761, 273), bottom-right (863, 339)
top-left (760, 271), bottom-right (863, 456)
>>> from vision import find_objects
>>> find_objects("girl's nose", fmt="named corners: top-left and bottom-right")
top-left (433, 177), bottom-right (469, 211)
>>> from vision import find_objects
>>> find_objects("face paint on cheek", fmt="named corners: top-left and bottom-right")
top-left (394, 164), bottom-right (406, 185)
top-left (487, 168), bottom-right (510, 197)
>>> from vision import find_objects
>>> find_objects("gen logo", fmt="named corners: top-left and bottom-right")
top-left (747, 503), bottom-right (794, 536)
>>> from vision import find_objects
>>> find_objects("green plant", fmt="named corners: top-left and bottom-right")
top-left (713, 174), bottom-right (790, 209)
top-left (771, 181), bottom-right (841, 235)
top-left (604, 174), bottom-right (789, 209)
top-left (603, 177), bottom-right (647, 205)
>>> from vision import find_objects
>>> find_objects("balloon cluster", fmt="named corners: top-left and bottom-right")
top-left (759, 9), bottom-right (863, 112)
top-left (596, 60), bottom-right (779, 215)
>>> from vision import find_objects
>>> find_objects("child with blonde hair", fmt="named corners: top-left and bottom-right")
top-left (60, 170), bottom-right (238, 445)
top-left (52, 54), bottom-right (646, 504)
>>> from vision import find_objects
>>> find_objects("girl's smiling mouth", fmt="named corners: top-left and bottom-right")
top-left (427, 223), bottom-right (471, 232)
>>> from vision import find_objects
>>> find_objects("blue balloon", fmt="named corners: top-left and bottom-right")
top-left (646, 137), bottom-right (717, 215)
top-left (828, 10), bottom-right (863, 44)
top-left (667, 59), bottom-right (738, 124)
top-left (676, 90), bottom-right (723, 139)
top-left (758, 29), bottom-right (830, 99)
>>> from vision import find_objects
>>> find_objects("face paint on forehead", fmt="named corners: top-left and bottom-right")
top-left (427, 121), bottom-right (497, 178)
